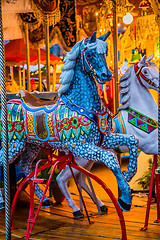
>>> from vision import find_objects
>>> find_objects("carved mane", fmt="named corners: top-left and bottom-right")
top-left (118, 67), bottom-right (132, 110)
top-left (58, 38), bottom-right (108, 97)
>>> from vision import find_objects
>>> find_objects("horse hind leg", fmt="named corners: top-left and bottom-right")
top-left (69, 142), bottom-right (132, 212)
top-left (102, 134), bottom-right (139, 182)
top-left (56, 165), bottom-right (84, 219)
top-left (19, 144), bottom-right (52, 207)
top-left (76, 160), bottom-right (108, 213)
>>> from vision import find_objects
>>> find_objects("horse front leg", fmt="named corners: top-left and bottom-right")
top-left (68, 142), bottom-right (132, 211)
top-left (102, 134), bottom-right (139, 182)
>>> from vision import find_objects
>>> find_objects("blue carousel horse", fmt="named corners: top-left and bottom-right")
top-left (59, 54), bottom-right (158, 218)
top-left (0, 32), bottom-right (137, 216)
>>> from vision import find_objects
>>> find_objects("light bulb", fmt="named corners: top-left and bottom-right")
top-left (123, 13), bottom-right (133, 24)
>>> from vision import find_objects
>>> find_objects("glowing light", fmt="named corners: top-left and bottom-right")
top-left (95, 12), bottom-right (98, 16)
top-left (123, 13), bottom-right (133, 24)
top-left (100, 29), bottom-right (102, 32)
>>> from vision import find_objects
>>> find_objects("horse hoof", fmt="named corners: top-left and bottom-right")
top-left (100, 205), bottom-right (108, 213)
top-left (118, 198), bottom-right (131, 211)
top-left (73, 210), bottom-right (84, 219)
top-left (41, 199), bottom-right (53, 207)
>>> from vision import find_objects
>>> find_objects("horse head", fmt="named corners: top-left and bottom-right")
top-left (58, 31), bottom-right (112, 97)
top-left (80, 31), bottom-right (112, 84)
top-left (119, 54), bottom-right (159, 110)
top-left (135, 54), bottom-right (159, 91)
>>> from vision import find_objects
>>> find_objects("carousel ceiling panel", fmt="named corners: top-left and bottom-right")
top-left (76, 0), bottom-right (102, 37)
top-left (2, 0), bottom-right (32, 13)
top-left (50, 0), bottom-right (76, 49)
top-left (2, 0), bottom-right (33, 40)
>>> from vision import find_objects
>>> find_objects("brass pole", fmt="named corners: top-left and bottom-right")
top-left (112, 0), bottom-right (121, 198)
top-left (112, 0), bottom-right (119, 114)
top-left (53, 65), bottom-right (56, 92)
top-left (18, 66), bottom-right (22, 90)
top-left (37, 46), bottom-right (42, 92)
top-left (45, 15), bottom-right (50, 91)
top-left (23, 65), bottom-right (25, 89)
top-left (10, 66), bottom-right (14, 80)
top-left (25, 23), bottom-right (31, 92)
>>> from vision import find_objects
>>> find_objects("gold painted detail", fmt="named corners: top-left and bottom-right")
top-left (81, 139), bottom-right (85, 145)
top-left (27, 112), bottom-right (34, 135)
top-left (13, 143), bottom-right (16, 148)
top-left (72, 143), bottom-right (75, 148)
top-left (47, 113), bottom-right (54, 135)
top-left (100, 116), bottom-right (106, 129)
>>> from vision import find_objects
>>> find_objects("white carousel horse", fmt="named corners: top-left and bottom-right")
top-left (115, 54), bottom-right (158, 155)
top-left (56, 54), bottom-right (158, 218)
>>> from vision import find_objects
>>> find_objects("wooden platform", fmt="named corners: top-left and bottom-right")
top-left (0, 164), bottom-right (159, 239)
top-left (0, 192), bottom-right (159, 239)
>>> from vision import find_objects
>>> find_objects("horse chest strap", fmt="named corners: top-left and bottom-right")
top-left (61, 96), bottom-right (97, 124)
top-left (127, 107), bottom-right (158, 134)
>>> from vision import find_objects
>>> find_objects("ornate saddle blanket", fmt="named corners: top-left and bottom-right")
top-left (0, 100), bottom-right (25, 142)
top-left (112, 111), bottom-right (126, 134)
top-left (126, 107), bottom-right (158, 134)
top-left (21, 94), bottom-right (111, 142)
top-left (21, 95), bottom-right (93, 142)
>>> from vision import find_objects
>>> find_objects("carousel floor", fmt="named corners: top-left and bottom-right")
top-left (0, 164), bottom-right (159, 240)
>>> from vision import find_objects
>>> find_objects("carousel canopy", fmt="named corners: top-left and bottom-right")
top-left (5, 39), bottom-right (61, 66)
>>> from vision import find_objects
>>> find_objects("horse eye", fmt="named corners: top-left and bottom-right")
top-left (144, 70), bottom-right (148, 75)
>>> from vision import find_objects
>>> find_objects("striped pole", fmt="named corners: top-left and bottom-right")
top-left (0, 2), bottom-right (11, 239)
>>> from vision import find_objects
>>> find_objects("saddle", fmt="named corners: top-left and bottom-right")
top-left (19, 90), bottom-right (57, 107)
top-left (19, 90), bottom-right (60, 142)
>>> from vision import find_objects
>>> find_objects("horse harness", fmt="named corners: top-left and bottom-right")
top-left (134, 62), bottom-right (157, 88)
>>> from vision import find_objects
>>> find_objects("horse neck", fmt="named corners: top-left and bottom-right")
top-left (64, 59), bottom-right (102, 112)
top-left (129, 67), bottom-right (158, 120)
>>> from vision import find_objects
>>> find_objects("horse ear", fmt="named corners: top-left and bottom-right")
top-left (89, 31), bottom-right (97, 43)
top-left (98, 31), bottom-right (111, 41)
top-left (146, 54), bottom-right (154, 62)
top-left (139, 55), bottom-right (146, 65)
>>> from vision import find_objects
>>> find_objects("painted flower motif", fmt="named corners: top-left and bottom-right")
top-left (80, 116), bottom-right (90, 125)
top-left (71, 117), bottom-right (80, 128)
top-left (14, 123), bottom-right (22, 132)
top-left (61, 119), bottom-right (70, 130)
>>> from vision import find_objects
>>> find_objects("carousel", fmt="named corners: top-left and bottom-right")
top-left (0, 0), bottom-right (159, 240)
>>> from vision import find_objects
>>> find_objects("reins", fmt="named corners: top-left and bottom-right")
top-left (134, 62), bottom-right (156, 88)
top-left (81, 39), bottom-right (101, 82)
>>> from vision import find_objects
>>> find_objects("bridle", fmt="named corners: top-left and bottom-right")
top-left (134, 62), bottom-right (156, 88)
top-left (81, 39), bottom-right (102, 82)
